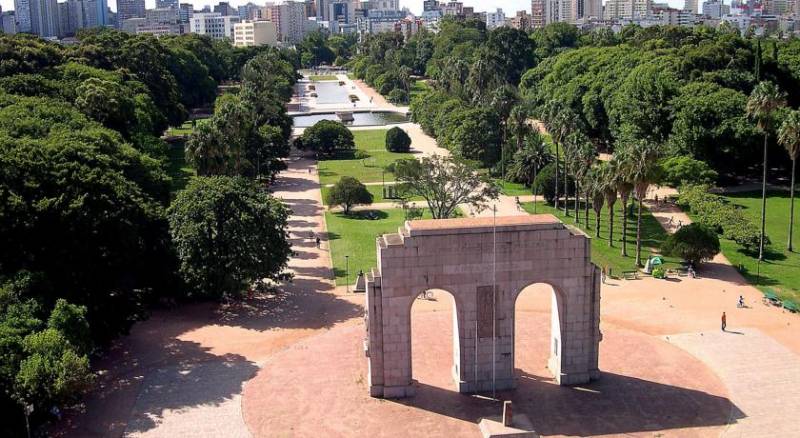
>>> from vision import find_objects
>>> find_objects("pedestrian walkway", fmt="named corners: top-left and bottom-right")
top-left (667, 329), bottom-right (800, 438)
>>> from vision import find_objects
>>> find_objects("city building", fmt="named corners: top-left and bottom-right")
top-left (485, 8), bottom-right (506, 29)
top-left (29, 0), bottom-right (60, 37)
top-left (117, 0), bottom-right (145, 27)
top-left (530, 0), bottom-right (546, 27)
top-left (702, 0), bottom-right (730, 18)
top-left (237, 2), bottom-right (262, 20)
top-left (394, 16), bottom-right (422, 39)
top-left (13, 0), bottom-right (32, 32)
top-left (233, 19), bottom-right (278, 46)
top-left (605, 0), bottom-right (652, 19)
top-left (423, 0), bottom-right (439, 11)
top-left (357, 8), bottom-right (404, 34)
top-left (179, 3), bottom-right (193, 22)
top-left (510, 10), bottom-right (533, 30)
top-left (156, 0), bottom-right (178, 9)
top-left (189, 12), bottom-right (239, 39)
top-left (145, 7), bottom-right (179, 23)
top-left (264, 0), bottom-right (307, 43)
top-left (684, 0), bottom-right (697, 13)
top-left (213, 1), bottom-right (235, 16)
top-left (1, 11), bottom-right (17, 33)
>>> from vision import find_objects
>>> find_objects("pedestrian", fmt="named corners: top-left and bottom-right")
top-left (655, 194), bottom-right (659, 205)
top-left (738, 295), bottom-right (745, 308)
top-left (515, 196), bottom-right (521, 210)
top-left (316, 236), bottom-right (321, 248)
top-left (721, 311), bottom-right (727, 331)
top-left (601, 266), bottom-right (606, 284)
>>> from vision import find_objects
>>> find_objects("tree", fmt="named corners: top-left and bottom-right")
top-left (385, 127), bottom-right (411, 153)
top-left (746, 81), bottom-right (787, 260)
top-left (47, 300), bottom-right (91, 356)
top-left (300, 120), bottom-right (355, 157)
top-left (588, 166), bottom-right (606, 237)
top-left (660, 156), bottom-right (718, 187)
top-left (395, 155), bottom-right (499, 219)
top-left (507, 133), bottom-right (551, 192)
top-left (73, 78), bottom-right (136, 136)
top-left (612, 151), bottom-right (635, 256)
top-left (602, 161), bottom-right (619, 247)
top-left (326, 177), bottom-right (374, 214)
top-left (778, 110), bottom-right (800, 252)
top-left (663, 223), bottom-right (721, 265)
top-left (168, 177), bottom-right (292, 299)
top-left (620, 141), bottom-right (663, 267)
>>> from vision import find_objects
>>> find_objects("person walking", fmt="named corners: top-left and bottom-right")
top-left (721, 312), bottom-right (727, 331)
top-left (316, 236), bottom-right (321, 248)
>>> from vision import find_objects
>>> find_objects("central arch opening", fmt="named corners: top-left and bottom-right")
top-left (410, 288), bottom-right (460, 390)
top-left (513, 283), bottom-right (562, 385)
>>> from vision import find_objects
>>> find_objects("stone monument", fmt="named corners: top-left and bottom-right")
top-left (363, 215), bottom-right (602, 398)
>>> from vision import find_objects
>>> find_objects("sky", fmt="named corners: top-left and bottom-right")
top-left (1, 0), bottom-right (686, 20)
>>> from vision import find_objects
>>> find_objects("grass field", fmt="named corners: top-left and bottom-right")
top-left (165, 119), bottom-right (209, 137)
top-left (495, 179), bottom-right (532, 196)
top-left (326, 208), bottom-right (432, 285)
top-left (712, 192), bottom-right (800, 303)
top-left (409, 80), bottom-right (431, 100)
top-left (321, 183), bottom-right (422, 205)
top-left (318, 129), bottom-right (413, 185)
top-left (522, 201), bottom-right (679, 275)
top-left (309, 75), bottom-right (339, 81)
top-left (167, 141), bottom-right (195, 194)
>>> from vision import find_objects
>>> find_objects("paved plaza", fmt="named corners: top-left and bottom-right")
top-left (52, 77), bottom-right (800, 438)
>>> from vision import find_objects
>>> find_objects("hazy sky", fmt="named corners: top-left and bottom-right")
top-left (1, 0), bottom-right (686, 22)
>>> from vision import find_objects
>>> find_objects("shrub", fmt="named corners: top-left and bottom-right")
top-left (325, 176), bottom-right (373, 214)
top-left (387, 88), bottom-right (409, 104)
top-left (385, 127), bottom-right (411, 153)
top-left (663, 223), bottom-right (721, 265)
top-left (677, 185), bottom-right (768, 251)
top-left (299, 120), bottom-right (354, 157)
top-left (533, 162), bottom-right (574, 204)
top-left (652, 266), bottom-right (666, 279)
top-left (660, 156), bottom-right (718, 187)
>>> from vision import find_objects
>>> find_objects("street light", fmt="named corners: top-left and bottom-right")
top-left (345, 255), bottom-right (350, 293)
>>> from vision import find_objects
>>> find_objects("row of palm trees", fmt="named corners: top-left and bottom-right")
top-left (516, 80), bottom-right (799, 268)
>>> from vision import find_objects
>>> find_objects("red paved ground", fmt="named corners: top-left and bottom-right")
top-left (242, 304), bottom-right (732, 437)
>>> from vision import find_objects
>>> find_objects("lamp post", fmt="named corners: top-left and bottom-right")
top-left (345, 255), bottom-right (350, 293)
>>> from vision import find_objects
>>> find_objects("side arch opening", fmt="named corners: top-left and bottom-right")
top-left (513, 282), bottom-right (564, 385)
top-left (409, 288), bottom-right (461, 391)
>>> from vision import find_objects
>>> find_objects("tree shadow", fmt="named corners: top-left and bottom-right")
top-left (392, 370), bottom-right (742, 437)
top-left (331, 210), bottom-right (389, 221)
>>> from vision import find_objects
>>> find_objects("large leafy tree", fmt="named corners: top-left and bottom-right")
top-left (299, 120), bottom-right (355, 157)
top-left (746, 81), bottom-right (786, 260)
top-left (619, 140), bottom-right (663, 267)
top-left (778, 110), bottom-right (800, 252)
top-left (168, 177), bottom-right (292, 299)
top-left (326, 177), bottom-right (373, 214)
top-left (395, 155), bottom-right (499, 219)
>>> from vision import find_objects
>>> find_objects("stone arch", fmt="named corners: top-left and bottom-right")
top-left (406, 288), bottom-right (463, 391)
top-left (364, 215), bottom-right (601, 398)
top-left (511, 282), bottom-right (566, 383)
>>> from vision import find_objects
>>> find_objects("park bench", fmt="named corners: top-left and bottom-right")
top-left (762, 289), bottom-right (781, 306)
top-left (783, 300), bottom-right (799, 313)
top-left (622, 270), bottom-right (638, 280)
top-left (676, 268), bottom-right (688, 277)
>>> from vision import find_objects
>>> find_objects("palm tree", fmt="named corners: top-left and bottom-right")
top-left (602, 161), bottom-right (619, 247)
top-left (588, 165), bottom-right (606, 237)
top-left (577, 141), bottom-right (597, 226)
top-left (541, 101), bottom-right (577, 211)
top-left (507, 134), bottom-right (551, 213)
top-left (613, 149), bottom-right (635, 257)
top-left (778, 110), bottom-right (800, 252)
top-left (508, 105), bottom-right (530, 152)
top-left (746, 81), bottom-right (787, 261)
top-left (622, 141), bottom-right (662, 267)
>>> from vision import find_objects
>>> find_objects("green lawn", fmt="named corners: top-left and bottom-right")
top-left (712, 192), bottom-right (800, 303)
top-left (410, 80), bottom-right (430, 100)
top-left (326, 208), bottom-right (432, 285)
top-left (318, 129), bottom-right (413, 185)
top-left (321, 183), bottom-right (422, 205)
top-left (495, 179), bottom-right (532, 196)
top-left (309, 75), bottom-right (338, 81)
top-left (522, 201), bottom-right (679, 275)
top-left (167, 141), bottom-right (195, 194)
top-left (165, 119), bottom-right (209, 137)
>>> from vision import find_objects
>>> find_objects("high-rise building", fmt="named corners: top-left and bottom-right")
top-left (485, 8), bottom-right (506, 28)
top-left (2, 11), bottom-right (18, 33)
top-left (234, 19), bottom-right (278, 46)
top-left (157, 0), bottom-right (178, 9)
top-left (189, 11), bottom-right (239, 39)
top-left (178, 3), bottom-right (193, 23)
top-left (605, 0), bottom-right (652, 18)
top-left (265, 0), bottom-right (308, 42)
top-left (214, 1), bottom-right (235, 16)
top-left (94, 0), bottom-right (107, 26)
top-left (423, 0), bottom-right (439, 11)
top-left (510, 10), bottom-right (532, 30)
top-left (316, 0), bottom-right (328, 19)
top-left (531, 0), bottom-right (545, 27)
top-left (702, 0), bottom-right (730, 17)
top-left (117, 0), bottom-right (145, 27)
top-left (684, 0), bottom-right (697, 13)
top-left (14, 0), bottom-right (32, 32)
top-left (29, 0), bottom-right (60, 37)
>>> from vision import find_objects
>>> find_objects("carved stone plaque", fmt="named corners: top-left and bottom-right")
top-left (477, 285), bottom-right (496, 338)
